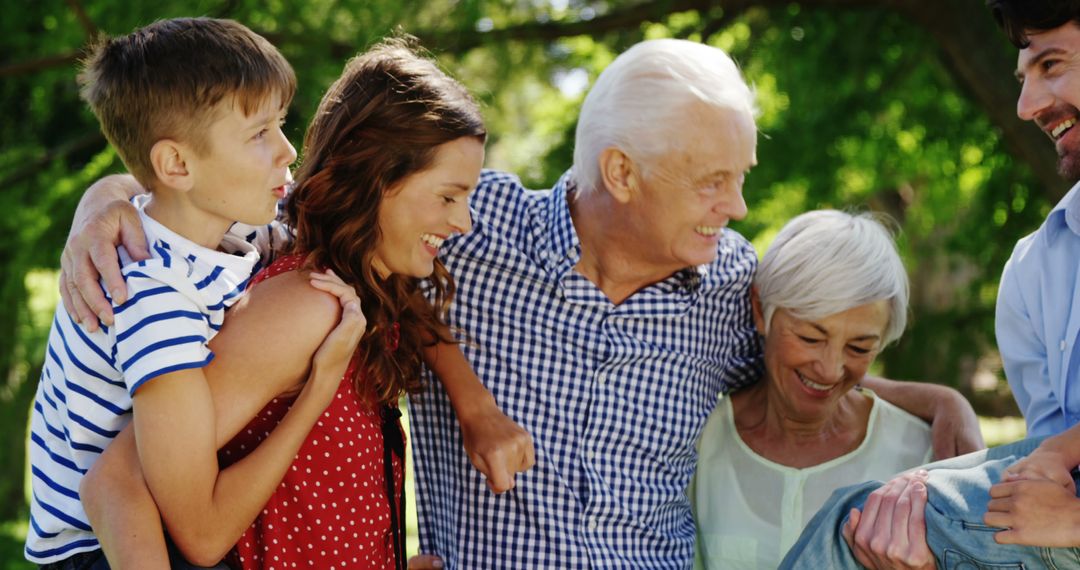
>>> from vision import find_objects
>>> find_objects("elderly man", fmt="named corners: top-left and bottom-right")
top-left (778, 2), bottom-right (1080, 569)
top-left (62, 38), bottom-right (978, 569)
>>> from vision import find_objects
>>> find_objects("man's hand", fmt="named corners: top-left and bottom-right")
top-left (459, 402), bottom-right (535, 493)
top-left (60, 174), bottom-right (149, 331)
top-left (843, 469), bottom-right (936, 570)
top-left (999, 447), bottom-right (1076, 492)
top-left (987, 479), bottom-right (1080, 546)
top-left (408, 554), bottom-right (445, 569)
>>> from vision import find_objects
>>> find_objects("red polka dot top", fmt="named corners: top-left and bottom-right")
top-left (218, 254), bottom-right (404, 570)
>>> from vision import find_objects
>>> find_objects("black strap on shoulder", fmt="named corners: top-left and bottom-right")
top-left (380, 405), bottom-right (406, 570)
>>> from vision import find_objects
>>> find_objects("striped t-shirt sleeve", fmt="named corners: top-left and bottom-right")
top-left (112, 266), bottom-right (214, 395)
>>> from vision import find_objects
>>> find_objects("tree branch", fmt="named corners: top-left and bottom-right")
top-left (0, 51), bottom-right (80, 79)
top-left (0, 131), bottom-right (105, 189)
top-left (65, 0), bottom-right (99, 39)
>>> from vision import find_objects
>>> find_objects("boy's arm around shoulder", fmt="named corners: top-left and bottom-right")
top-left (128, 271), bottom-right (361, 564)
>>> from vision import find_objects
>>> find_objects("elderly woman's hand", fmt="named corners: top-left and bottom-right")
top-left (843, 469), bottom-right (937, 570)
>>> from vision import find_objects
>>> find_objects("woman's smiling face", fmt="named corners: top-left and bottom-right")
top-left (370, 136), bottom-right (484, 279)
top-left (756, 298), bottom-right (890, 422)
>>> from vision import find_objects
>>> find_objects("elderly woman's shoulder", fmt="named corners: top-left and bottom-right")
top-left (861, 388), bottom-right (935, 463)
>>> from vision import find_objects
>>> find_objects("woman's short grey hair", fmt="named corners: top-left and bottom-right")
top-left (755, 210), bottom-right (909, 346)
top-left (572, 39), bottom-right (756, 198)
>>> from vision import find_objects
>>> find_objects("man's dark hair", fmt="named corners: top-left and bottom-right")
top-left (988, 0), bottom-right (1080, 48)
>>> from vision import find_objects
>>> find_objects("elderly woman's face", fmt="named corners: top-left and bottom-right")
top-left (757, 301), bottom-right (890, 421)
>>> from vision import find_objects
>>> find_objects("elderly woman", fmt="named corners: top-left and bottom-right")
top-left (690, 209), bottom-right (934, 569)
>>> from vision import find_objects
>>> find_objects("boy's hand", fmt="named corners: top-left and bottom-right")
top-left (60, 174), bottom-right (149, 331)
top-left (843, 470), bottom-right (936, 570)
top-left (999, 446), bottom-right (1076, 492)
top-left (304, 270), bottom-right (366, 408)
top-left (459, 402), bottom-right (535, 493)
top-left (987, 479), bottom-right (1080, 546)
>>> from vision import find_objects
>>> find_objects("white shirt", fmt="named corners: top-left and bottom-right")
top-left (690, 389), bottom-right (933, 570)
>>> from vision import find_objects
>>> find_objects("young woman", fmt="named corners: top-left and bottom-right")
top-left (80, 39), bottom-right (498, 570)
top-left (219, 39), bottom-right (486, 570)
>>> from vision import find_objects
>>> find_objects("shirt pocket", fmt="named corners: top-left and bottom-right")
top-left (943, 548), bottom-right (1024, 569)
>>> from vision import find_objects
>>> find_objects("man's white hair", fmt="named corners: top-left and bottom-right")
top-left (755, 210), bottom-right (909, 345)
top-left (572, 38), bottom-right (756, 197)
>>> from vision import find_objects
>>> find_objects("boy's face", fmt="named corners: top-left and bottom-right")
top-left (186, 93), bottom-right (296, 230)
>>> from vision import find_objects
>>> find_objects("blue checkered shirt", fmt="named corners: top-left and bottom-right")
top-left (410, 169), bottom-right (763, 569)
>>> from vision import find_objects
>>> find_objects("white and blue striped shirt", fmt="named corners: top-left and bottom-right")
top-left (26, 195), bottom-right (261, 564)
top-left (410, 170), bottom-right (762, 569)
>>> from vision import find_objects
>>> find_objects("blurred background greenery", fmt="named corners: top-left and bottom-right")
top-left (1, 0), bottom-right (1052, 567)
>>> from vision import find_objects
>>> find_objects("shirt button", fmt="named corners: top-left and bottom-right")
top-left (597, 372), bottom-right (608, 383)
top-left (1063, 340), bottom-right (1068, 352)
top-left (588, 517), bottom-right (598, 530)
top-left (587, 450), bottom-right (596, 460)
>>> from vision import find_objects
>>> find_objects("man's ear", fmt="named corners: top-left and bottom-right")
top-left (597, 147), bottom-right (639, 204)
top-left (750, 286), bottom-right (767, 335)
top-left (149, 139), bottom-right (194, 191)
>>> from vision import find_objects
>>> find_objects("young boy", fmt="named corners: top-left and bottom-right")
top-left (26, 18), bottom-right (366, 568)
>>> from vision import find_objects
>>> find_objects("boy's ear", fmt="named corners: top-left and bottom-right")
top-left (750, 286), bottom-right (767, 335)
top-left (597, 147), bottom-right (639, 204)
top-left (149, 139), bottom-right (194, 191)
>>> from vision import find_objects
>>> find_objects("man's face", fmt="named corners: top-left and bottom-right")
top-left (1016, 22), bottom-right (1080, 181)
top-left (627, 103), bottom-right (756, 275)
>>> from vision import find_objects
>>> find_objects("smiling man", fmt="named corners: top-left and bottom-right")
top-left (777, 2), bottom-right (1080, 569)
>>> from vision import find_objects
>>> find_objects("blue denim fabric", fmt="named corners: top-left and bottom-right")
top-left (779, 436), bottom-right (1080, 569)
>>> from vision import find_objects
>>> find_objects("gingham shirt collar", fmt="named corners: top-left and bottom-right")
top-left (543, 171), bottom-right (708, 305)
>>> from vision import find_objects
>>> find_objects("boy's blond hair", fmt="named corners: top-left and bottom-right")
top-left (78, 17), bottom-right (296, 187)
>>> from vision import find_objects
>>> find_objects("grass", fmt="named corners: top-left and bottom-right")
top-left (979, 415), bottom-right (1027, 448)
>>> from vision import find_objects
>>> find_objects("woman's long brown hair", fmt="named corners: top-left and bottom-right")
top-left (286, 38), bottom-right (485, 406)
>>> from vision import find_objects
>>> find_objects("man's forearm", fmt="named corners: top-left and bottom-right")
top-left (423, 339), bottom-right (498, 420)
top-left (862, 376), bottom-right (942, 421)
top-left (862, 375), bottom-right (984, 458)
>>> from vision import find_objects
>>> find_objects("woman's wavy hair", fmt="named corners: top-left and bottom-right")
top-left (286, 37), bottom-right (485, 405)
